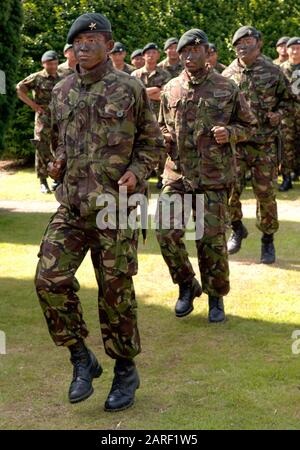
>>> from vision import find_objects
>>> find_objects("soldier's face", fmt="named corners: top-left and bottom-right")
top-left (287, 45), bottom-right (300, 64)
top-left (180, 44), bottom-right (208, 73)
top-left (276, 44), bottom-right (288, 58)
top-left (110, 51), bottom-right (126, 65)
top-left (73, 32), bottom-right (113, 70)
top-left (208, 51), bottom-right (218, 66)
top-left (65, 48), bottom-right (77, 67)
top-left (131, 55), bottom-right (144, 69)
top-left (144, 49), bottom-right (160, 64)
top-left (42, 60), bottom-right (58, 76)
top-left (166, 44), bottom-right (179, 60)
top-left (235, 36), bottom-right (259, 61)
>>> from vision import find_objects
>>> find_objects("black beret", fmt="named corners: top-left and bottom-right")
top-left (41, 50), bottom-right (58, 63)
top-left (287, 37), bottom-right (300, 48)
top-left (276, 36), bottom-right (290, 47)
top-left (63, 43), bottom-right (73, 53)
top-left (232, 26), bottom-right (260, 46)
top-left (208, 42), bottom-right (217, 53)
top-left (67, 13), bottom-right (112, 44)
top-left (131, 49), bottom-right (143, 59)
top-left (164, 37), bottom-right (178, 50)
top-left (177, 29), bottom-right (208, 53)
top-left (110, 41), bottom-right (126, 53)
top-left (142, 43), bottom-right (159, 54)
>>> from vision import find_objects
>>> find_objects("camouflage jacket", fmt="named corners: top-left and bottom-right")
top-left (57, 61), bottom-right (75, 79)
top-left (159, 68), bottom-right (257, 190)
top-left (122, 63), bottom-right (135, 75)
top-left (51, 59), bottom-right (164, 216)
top-left (222, 55), bottom-right (292, 143)
top-left (273, 57), bottom-right (286, 66)
top-left (280, 61), bottom-right (300, 101)
top-left (17, 69), bottom-right (61, 116)
top-left (213, 61), bottom-right (227, 74)
top-left (132, 65), bottom-right (171, 117)
top-left (157, 58), bottom-right (183, 79)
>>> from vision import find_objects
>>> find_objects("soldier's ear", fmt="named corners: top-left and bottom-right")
top-left (106, 40), bottom-right (114, 53)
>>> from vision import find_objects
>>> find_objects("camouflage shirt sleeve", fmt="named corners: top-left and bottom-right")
top-left (225, 90), bottom-right (257, 143)
top-left (275, 70), bottom-right (294, 117)
top-left (158, 90), bottom-right (178, 159)
top-left (16, 72), bottom-right (38, 92)
top-left (127, 87), bottom-right (165, 182)
top-left (49, 87), bottom-right (66, 161)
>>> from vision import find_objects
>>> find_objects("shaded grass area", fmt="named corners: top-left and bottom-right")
top-left (0, 208), bottom-right (300, 429)
top-left (0, 168), bottom-right (56, 202)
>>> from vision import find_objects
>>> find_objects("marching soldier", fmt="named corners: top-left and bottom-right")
top-left (35, 13), bottom-right (164, 412)
top-left (223, 26), bottom-right (292, 263)
top-left (157, 29), bottom-right (256, 322)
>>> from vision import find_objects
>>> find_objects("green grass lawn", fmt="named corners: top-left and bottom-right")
top-left (0, 169), bottom-right (300, 429)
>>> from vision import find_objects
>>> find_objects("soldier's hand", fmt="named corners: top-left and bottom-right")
top-left (118, 170), bottom-right (137, 194)
top-left (267, 112), bottom-right (281, 126)
top-left (211, 126), bottom-right (230, 144)
top-left (33, 104), bottom-right (45, 114)
top-left (48, 159), bottom-right (66, 180)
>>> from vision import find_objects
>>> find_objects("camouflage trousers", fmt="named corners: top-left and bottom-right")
top-left (35, 206), bottom-right (141, 360)
top-left (33, 112), bottom-right (54, 179)
top-left (281, 104), bottom-right (300, 175)
top-left (155, 179), bottom-right (230, 297)
top-left (230, 142), bottom-right (279, 235)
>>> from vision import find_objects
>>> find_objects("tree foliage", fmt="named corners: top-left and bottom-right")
top-left (4, 0), bottom-right (300, 157)
top-left (0, 0), bottom-right (23, 151)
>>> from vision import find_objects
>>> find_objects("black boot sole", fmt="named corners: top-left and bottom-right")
top-left (175, 284), bottom-right (202, 318)
top-left (260, 258), bottom-right (275, 264)
top-left (104, 398), bottom-right (135, 412)
top-left (176, 305), bottom-right (194, 318)
top-left (208, 316), bottom-right (227, 323)
top-left (104, 384), bottom-right (140, 412)
top-left (69, 385), bottom-right (94, 404)
top-left (69, 364), bottom-right (103, 404)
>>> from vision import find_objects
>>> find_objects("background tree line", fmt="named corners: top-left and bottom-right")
top-left (1, 0), bottom-right (300, 158)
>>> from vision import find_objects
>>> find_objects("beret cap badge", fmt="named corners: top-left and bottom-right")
top-left (89, 22), bottom-right (97, 30)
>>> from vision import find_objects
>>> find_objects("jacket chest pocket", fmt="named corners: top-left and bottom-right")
top-left (55, 104), bottom-right (77, 150)
top-left (200, 94), bottom-right (233, 127)
top-left (89, 94), bottom-right (135, 156)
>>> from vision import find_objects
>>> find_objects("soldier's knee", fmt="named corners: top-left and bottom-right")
top-left (35, 269), bottom-right (80, 294)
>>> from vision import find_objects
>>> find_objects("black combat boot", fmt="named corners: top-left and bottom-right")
top-left (175, 277), bottom-right (202, 317)
top-left (104, 359), bottom-right (140, 412)
top-left (40, 178), bottom-right (51, 194)
top-left (279, 175), bottom-right (293, 192)
top-left (208, 296), bottom-right (226, 323)
top-left (261, 233), bottom-right (275, 264)
top-left (68, 339), bottom-right (102, 404)
top-left (227, 220), bottom-right (248, 255)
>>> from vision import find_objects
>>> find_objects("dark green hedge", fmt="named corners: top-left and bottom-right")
top-left (0, 0), bottom-right (23, 152)
top-left (3, 0), bottom-right (300, 157)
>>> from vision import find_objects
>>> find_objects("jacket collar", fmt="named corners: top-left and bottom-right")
top-left (77, 58), bottom-right (112, 85)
